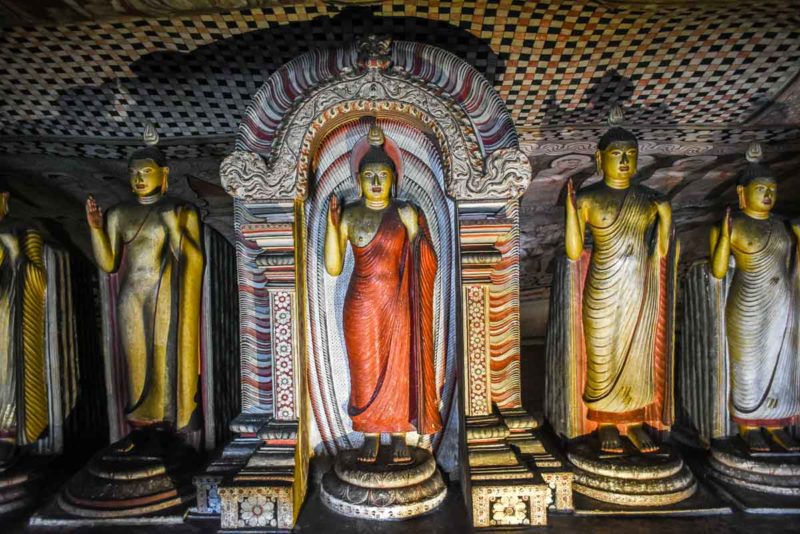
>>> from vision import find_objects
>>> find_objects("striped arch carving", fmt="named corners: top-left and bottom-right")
top-left (223, 36), bottom-right (530, 202)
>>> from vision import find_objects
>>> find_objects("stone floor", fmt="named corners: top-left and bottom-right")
top-left (12, 482), bottom-right (800, 533)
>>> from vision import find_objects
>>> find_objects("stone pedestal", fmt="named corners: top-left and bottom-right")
top-left (0, 456), bottom-right (44, 517)
top-left (568, 441), bottom-right (696, 507)
top-left (33, 429), bottom-right (197, 524)
top-left (320, 447), bottom-right (446, 520)
top-left (706, 438), bottom-right (800, 513)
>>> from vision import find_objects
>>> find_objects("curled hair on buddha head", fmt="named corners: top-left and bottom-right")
top-left (358, 123), bottom-right (396, 174)
top-left (128, 121), bottom-right (168, 168)
top-left (597, 104), bottom-right (638, 151)
top-left (128, 146), bottom-right (168, 168)
top-left (738, 142), bottom-right (774, 186)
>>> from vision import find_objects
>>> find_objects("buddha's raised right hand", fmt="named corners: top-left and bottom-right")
top-left (86, 195), bottom-right (103, 229)
top-left (566, 178), bottom-right (577, 212)
top-left (564, 178), bottom-right (584, 260)
top-left (328, 194), bottom-right (342, 228)
top-left (722, 206), bottom-right (732, 240)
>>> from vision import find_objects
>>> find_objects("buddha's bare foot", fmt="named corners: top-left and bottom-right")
top-left (628, 424), bottom-right (658, 453)
top-left (390, 434), bottom-right (411, 463)
top-left (766, 427), bottom-right (800, 452)
top-left (357, 434), bottom-right (380, 463)
top-left (598, 425), bottom-right (623, 453)
top-left (111, 435), bottom-right (136, 454)
top-left (740, 427), bottom-right (770, 452)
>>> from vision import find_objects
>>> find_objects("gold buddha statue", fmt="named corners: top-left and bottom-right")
top-left (709, 144), bottom-right (800, 452)
top-left (85, 133), bottom-right (203, 444)
top-left (560, 108), bottom-right (678, 454)
top-left (0, 191), bottom-right (48, 464)
top-left (324, 124), bottom-right (441, 463)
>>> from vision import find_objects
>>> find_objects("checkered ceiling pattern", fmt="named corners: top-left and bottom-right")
top-left (1, 0), bottom-right (799, 148)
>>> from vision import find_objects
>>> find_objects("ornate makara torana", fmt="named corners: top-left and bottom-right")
top-left (197, 35), bottom-right (570, 529)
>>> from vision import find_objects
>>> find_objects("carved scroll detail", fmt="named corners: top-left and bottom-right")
top-left (482, 148), bottom-right (533, 199)
top-left (220, 150), bottom-right (276, 201)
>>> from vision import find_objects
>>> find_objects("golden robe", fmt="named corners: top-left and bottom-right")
top-left (104, 202), bottom-right (202, 433)
top-left (544, 186), bottom-right (677, 439)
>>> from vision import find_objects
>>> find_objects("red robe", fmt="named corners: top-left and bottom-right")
top-left (343, 205), bottom-right (442, 435)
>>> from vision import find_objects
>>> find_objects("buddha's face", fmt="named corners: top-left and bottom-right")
top-left (358, 162), bottom-right (394, 203)
top-left (597, 141), bottom-right (638, 183)
top-left (129, 158), bottom-right (167, 197)
top-left (738, 176), bottom-right (777, 214)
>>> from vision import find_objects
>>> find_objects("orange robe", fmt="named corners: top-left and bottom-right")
top-left (343, 205), bottom-right (442, 435)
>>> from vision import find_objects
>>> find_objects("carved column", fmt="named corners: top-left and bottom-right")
top-left (456, 147), bottom-right (573, 526)
top-left (213, 207), bottom-right (308, 530)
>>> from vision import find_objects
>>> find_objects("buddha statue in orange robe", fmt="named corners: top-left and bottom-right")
top-left (324, 124), bottom-right (441, 463)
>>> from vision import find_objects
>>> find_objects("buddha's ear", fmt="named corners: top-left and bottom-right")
top-left (594, 150), bottom-right (602, 174)
top-left (0, 192), bottom-right (8, 216)
top-left (161, 167), bottom-right (169, 195)
top-left (736, 184), bottom-right (745, 210)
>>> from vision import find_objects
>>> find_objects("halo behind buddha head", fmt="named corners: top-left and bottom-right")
top-left (350, 122), bottom-right (404, 192)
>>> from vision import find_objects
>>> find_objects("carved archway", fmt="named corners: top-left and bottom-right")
top-left (206, 36), bottom-right (564, 532)
top-left (221, 36), bottom-right (531, 202)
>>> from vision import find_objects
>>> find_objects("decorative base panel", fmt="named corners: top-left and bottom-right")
top-left (320, 447), bottom-right (446, 521)
top-left (471, 479), bottom-right (549, 527)
top-left (219, 482), bottom-right (294, 529)
top-left (320, 483), bottom-right (446, 521)
top-left (705, 438), bottom-right (800, 513)
top-left (523, 426), bottom-right (574, 512)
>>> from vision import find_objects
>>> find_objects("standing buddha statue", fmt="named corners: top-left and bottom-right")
top-left (323, 123), bottom-right (441, 463)
top-left (708, 144), bottom-right (800, 452)
top-left (677, 144), bottom-right (800, 504)
top-left (0, 191), bottom-right (48, 464)
top-left (85, 129), bottom-right (203, 442)
top-left (54, 126), bottom-right (205, 518)
top-left (546, 106), bottom-right (679, 454)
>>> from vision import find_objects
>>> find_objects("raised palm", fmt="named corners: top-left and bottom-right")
top-left (86, 195), bottom-right (103, 229)
top-left (329, 194), bottom-right (342, 228)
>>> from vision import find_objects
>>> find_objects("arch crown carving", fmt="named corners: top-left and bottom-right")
top-left (221, 35), bottom-right (531, 202)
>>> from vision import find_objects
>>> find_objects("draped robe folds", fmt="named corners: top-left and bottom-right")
top-left (0, 225), bottom-right (48, 446)
top-left (727, 218), bottom-right (800, 426)
top-left (106, 203), bottom-right (202, 433)
top-left (342, 205), bottom-right (442, 435)
top-left (0, 243), bottom-right (18, 441)
top-left (581, 188), bottom-right (674, 427)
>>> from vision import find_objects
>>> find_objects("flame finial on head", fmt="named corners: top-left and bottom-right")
top-left (607, 104), bottom-right (625, 127)
top-left (143, 121), bottom-right (160, 147)
top-left (368, 123), bottom-right (385, 147)
top-left (745, 142), bottom-right (763, 163)
top-left (738, 142), bottom-right (773, 185)
top-left (598, 104), bottom-right (637, 151)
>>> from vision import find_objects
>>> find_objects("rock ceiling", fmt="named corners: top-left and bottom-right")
top-left (0, 0), bottom-right (799, 293)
